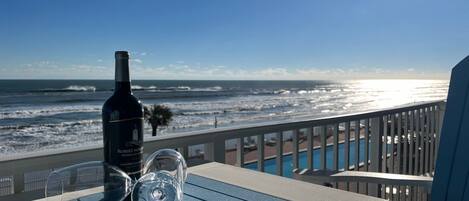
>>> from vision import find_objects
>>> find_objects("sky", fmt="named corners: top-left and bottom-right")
top-left (1, 0), bottom-right (468, 80)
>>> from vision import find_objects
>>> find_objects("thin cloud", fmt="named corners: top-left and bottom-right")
top-left (0, 61), bottom-right (450, 80)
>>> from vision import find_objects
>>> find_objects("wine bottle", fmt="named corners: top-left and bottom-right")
top-left (102, 51), bottom-right (144, 180)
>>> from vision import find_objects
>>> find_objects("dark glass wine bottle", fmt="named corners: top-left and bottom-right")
top-left (102, 51), bottom-right (144, 181)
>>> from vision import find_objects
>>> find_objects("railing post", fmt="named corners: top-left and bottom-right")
top-left (354, 120), bottom-right (360, 172)
top-left (306, 128), bottom-right (313, 170)
top-left (370, 116), bottom-right (383, 197)
top-left (320, 126), bottom-right (327, 170)
top-left (333, 124), bottom-right (339, 171)
top-left (364, 119), bottom-right (370, 172)
top-left (344, 122), bottom-right (351, 171)
top-left (292, 130), bottom-right (299, 170)
top-left (236, 138), bottom-right (245, 167)
top-left (435, 102), bottom-right (446, 157)
top-left (276, 132), bottom-right (284, 176)
top-left (178, 146), bottom-right (189, 159)
top-left (257, 134), bottom-right (265, 172)
top-left (13, 173), bottom-right (24, 194)
top-left (424, 108), bottom-right (430, 175)
top-left (70, 168), bottom-right (78, 187)
top-left (204, 138), bottom-right (225, 163)
top-left (344, 122), bottom-right (351, 191)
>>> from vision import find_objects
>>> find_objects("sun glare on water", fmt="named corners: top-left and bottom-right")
top-left (353, 79), bottom-right (448, 110)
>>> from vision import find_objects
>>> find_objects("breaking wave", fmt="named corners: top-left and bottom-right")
top-left (37, 85), bottom-right (96, 92)
top-left (131, 85), bottom-right (223, 92)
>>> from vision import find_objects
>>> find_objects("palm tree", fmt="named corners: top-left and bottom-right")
top-left (144, 104), bottom-right (173, 136)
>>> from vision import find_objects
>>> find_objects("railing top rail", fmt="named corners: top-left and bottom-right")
top-left (0, 100), bottom-right (445, 164)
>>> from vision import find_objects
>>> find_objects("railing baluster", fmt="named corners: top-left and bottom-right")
top-left (177, 146), bottom-right (189, 159)
top-left (431, 106), bottom-right (436, 174)
top-left (397, 113), bottom-right (404, 200)
top-left (276, 132), bottom-right (283, 176)
top-left (333, 124), bottom-right (339, 171)
top-left (401, 111), bottom-right (410, 201)
top-left (391, 114), bottom-right (396, 174)
top-left (424, 108), bottom-right (430, 175)
top-left (306, 128), bottom-right (313, 170)
top-left (257, 134), bottom-right (264, 172)
top-left (204, 138), bottom-right (226, 163)
top-left (409, 110), bottom-right (414, 175)
top-left (364, 119), bottom-right (370, 171)
top-left (236, 138), bottom-right (244, 167)
top-left (354, 120), bottom-right (360, 193)
top-left (415, 109), bottom-right (421, 175)
top-left (403, 112), bottom-right (408, 175)
top-left (414, 109), bottom-right (419, 176)
top-left (390, 115), bottom-right (396, 201)
top-left (402, 186), bottom-right (407, 201)
top-left (13, 173), bottom-right (24, 195)
top-left (370, 117), bottom-right (383, 197)
top-left (344, 121), bottom-right (351, 191)
top-left (382, 116), bottom-right (388, 199)
top-left (429, 106), bottom-right (435, 175)
top-left (320, 126), bottom-right (327, 170)
top-left (435, 102), bottom-right (446, 162)
top-left (419, 108), bottom-right (425, 176)
top-left (292, 129), bottom-right (299, 170)
top-left (364, 119), bottom-right (370, 194)
top-left (397, 185), bottom-right (402, 201)
top-left (333, 123), bottom-right (339, 189)
top-left (413, 109), bottom-right (420, 200)
top-left (397, 113), bottom-right (402, 174)
top-left (382, 115), bottom-right (388, 173)
top-left (354, 120), bottom-right (360, 171)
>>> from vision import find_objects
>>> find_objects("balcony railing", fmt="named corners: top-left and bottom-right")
top-left (0, 100), bottom-right (445, 201)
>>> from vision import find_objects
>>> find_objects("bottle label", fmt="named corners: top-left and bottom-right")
top-left (104, 117), bottom-right (144, 179)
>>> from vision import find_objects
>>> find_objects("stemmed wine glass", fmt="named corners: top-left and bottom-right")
top-left (45, 161), bottom-right (133, 201)
top-left (132, 149), bottom-right (187, 201)
top-left (45, 149), bottom-right (187, 201)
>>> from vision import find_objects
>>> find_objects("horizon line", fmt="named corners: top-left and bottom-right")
top-left (0, 78), bottom-right (450, 81)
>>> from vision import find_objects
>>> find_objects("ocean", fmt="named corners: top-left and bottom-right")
top-left (0, 79), bottom-right (449, 156)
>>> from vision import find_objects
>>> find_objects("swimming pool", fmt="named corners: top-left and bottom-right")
top-left (244, 139), bottom-right (367, 178)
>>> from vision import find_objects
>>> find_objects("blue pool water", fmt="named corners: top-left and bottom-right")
top-left (245, 139), bottom-right (367, 178)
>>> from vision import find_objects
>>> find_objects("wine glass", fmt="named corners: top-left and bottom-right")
top-left (45, 149), bottom-right (187, 201)
top-left (45, 161), bottom-right (133, 201)
top-left (131, 149), bottom-right (187, 201)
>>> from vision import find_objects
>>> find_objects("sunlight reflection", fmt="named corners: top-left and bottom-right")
top-left (353, 79), bottom-right (448, 109)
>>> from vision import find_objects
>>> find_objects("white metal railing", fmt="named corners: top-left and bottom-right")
top-left (0, 100), bottom-right (445, 201)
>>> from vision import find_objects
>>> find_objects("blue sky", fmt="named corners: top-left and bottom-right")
top-left (1, 0), bottom-right (468, 80)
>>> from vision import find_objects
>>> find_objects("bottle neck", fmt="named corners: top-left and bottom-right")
top-left (114, 55), bottom-right (132, 94)
top-left (115, 81), bottom-right (131, 94)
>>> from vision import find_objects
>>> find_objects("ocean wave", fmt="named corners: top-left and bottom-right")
top-left (179, 110), bottom-right (226, 116)
top-left (37, 85), bottom-right (96, 92)
top-left (175, 86), bottom-right (191, 91)
top-left (0, 119), bottom-right (104, 155)
top-left (131, 85), bottom-right (223, 92)
top-left (274, 89), bottom-right (291, 94)
top-left (0, 105), bottom-right (101, 119)
top-left (191, 86), bottom-right (223, 92)
top-left (131, 85), bottom-right (145, 90)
